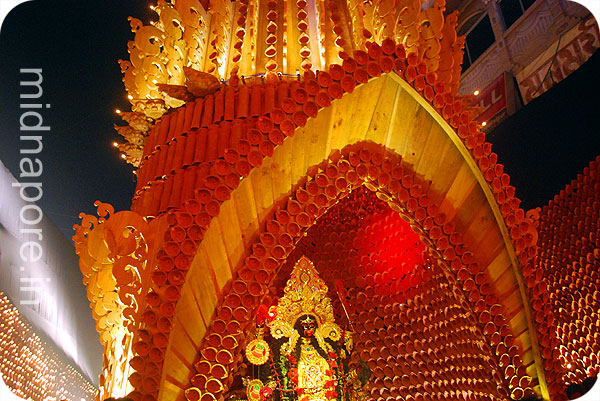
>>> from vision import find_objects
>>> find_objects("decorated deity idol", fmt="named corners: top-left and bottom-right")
top-left (245, 256), bottom-right (369, 401)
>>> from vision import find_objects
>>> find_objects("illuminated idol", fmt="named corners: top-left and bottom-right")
top-left (248, 256), bottom-right (369, 401)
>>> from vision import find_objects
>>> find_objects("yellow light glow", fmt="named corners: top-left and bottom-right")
top-left (115, 109), bottom-right (121, 114)
top-left (482, 121), bottom-right (487, 127)
top-left (567, 363), bottom-right (572, 369)
top-left (113, 142), bottom-right (119, 148)
top-left (473, 90), bottom-right (480, 96)
top-left (121, 154), bottom-right (127, 159)
top-left (127, 95), bottom-right (133, 100)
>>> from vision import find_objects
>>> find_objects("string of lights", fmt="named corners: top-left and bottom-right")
top-left (0, 293), bottom-right (97, 401)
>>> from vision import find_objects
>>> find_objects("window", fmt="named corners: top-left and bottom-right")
top-left (462, 14), bottom-right (496, 72)
top-left (500, 0), bottom-right (537, 29)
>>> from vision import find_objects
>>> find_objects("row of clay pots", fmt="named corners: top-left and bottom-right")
top-left (533, 157), bottom-right (598, 396)
top-left (229, 0), bottom-right (248, 71)
top-left (534, 157), bottom-right (600, 392)
top-left (302, 177), bottom-right (534, 398)
top-left (132, 29), bottom-right (506, 221)
top-left (337, 249), bottom-right (522, 400)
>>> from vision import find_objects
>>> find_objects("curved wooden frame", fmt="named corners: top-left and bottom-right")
top-left (155, 74), bottom-right (547, 400)
top-left (77, 45), bottom-right (563, 399)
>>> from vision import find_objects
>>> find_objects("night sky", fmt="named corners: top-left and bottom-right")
top-left (0, 0), bottom-right (154, 239)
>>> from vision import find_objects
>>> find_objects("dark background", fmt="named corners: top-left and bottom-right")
top-left (487, 49), bottom-right (600, 211)
top-left (0, 0), bottom-right (153, 239)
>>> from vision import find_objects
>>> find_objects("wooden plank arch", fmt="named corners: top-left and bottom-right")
top-left (155, 74), bottom-right (548, 401)
top-left (76, 44), bottom-right (564, 401)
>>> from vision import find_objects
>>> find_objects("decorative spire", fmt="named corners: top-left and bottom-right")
top-left (267, 256), bottom-right (341, 343)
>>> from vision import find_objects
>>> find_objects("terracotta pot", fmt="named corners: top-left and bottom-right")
top-left (304, 78), bottom-right (319, 95)
top-left (257, 117), bottom-right (274, 134)
top-left (317, 71), bottom-right (332, 87)
top-left (202, 346), bottom-right (218, 361)
top-left (366, 61), bottom-right (382, 77)
top-left (296, 212), bottom-right (311, 226)
top-left (380, 56), bottom-right (394, 73)
top-left (269, 109), bottom-right (285, 127)
top-left (247, 280), bottom-right (263, 296)
top-left (292, 86), bottom-right (308, 104)
top-left (242, 293), bottom-right (255, 308)
top-left (237, 85), bottom-right (249, 118)
top-left (192, 128), bottom-right (208, 164)
top-left (329, 63), bottom-right (344, 80)
top-left (381, 38), bottom-right (396, 55)
top-left (268, 128), bottom-right (284, 145)
top-left (271, 244), bottom-right (287, 259)
top-left (341, 75), bottom-right (355, 93)
top-left (154, 114), bottom-right (171, 146)
top-left (216, 349), bottom-right (234, 365)
top-left (287, 222), bottom-right (301, 236)
top-left (152, 271), bottom-right (167, 287)
top-left (211, 363), bottom-right (228, 380)
top-left (159, 301), bottom-right (176, 318)
top-left (280, 118), bottom-right (295, 136)
top-left (147, 381), bottom-right (164, 398)
top-left (353, 50), bottom-right (368, 65)
top-left (259, 140), bottom-right (274, 157)
top-left (292, 110), bottom-right (308, 127)
top-left (216, 124), bottom-right (231, 158)
top-left (303, 100), bottom-right (319, 118)
top-left (252, 243), bottom-right (267, 259)
top-left (405, 65), bottom-right (417, 82)
top-left (354, 68), bottom-right (369, 83)
top-left (246, 256), bottom-right (261, 271)
top-left (200, 392), bottom-right (217, 401)
top-left (235, 159), bottom-right (251, 176)
top-left (212, 90), bottom-right (224, 123)
top-left (189, 98), bottom-right (205, 130)
top-left (264, 83), bottom-right (275, 114)
top-left (246, 128), bottom-right (262, 145)
top-left (194, 360), bottom-right (212, 376)
top-left (205, 199), bottom-right (220, 216)
top-left (254, 268), bottom-right (270, 283)
top-left (200, 95), bottom-right (214, 128)
top-left (277, 232), bottom-right (293, 247)
top-left (342, 57), bottom-right (357, 73)
top-left (424, 85), bottom-right (435, 101)
top-left (250, 85), bottom-right (262, 116)
top-left (224, 87), bottom-right (236, 122)
top-left (315, 91), bottom-right (331, 108)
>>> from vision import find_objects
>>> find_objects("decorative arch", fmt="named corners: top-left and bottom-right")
top-left (77, 47), bottom-right (562, 401)
top-left (168, 142), bottom-right (541, 401)
top-left (140, 71), bottom-right (549, 400)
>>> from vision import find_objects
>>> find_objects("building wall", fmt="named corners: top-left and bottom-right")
top-left (458, 0), bottom-right (598, 127)
top-left (0, 293), bottom-right (97, 400)
top-left (0, 160), bottom-right (102, 387)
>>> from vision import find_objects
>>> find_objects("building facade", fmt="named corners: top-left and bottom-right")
top-left (0, 160), bottom-right (100, 400)
top-left (457, 0), bottom-right (598, 128)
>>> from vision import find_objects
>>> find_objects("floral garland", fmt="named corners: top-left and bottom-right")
top-left (261, 336), bottom-right (356, 401)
